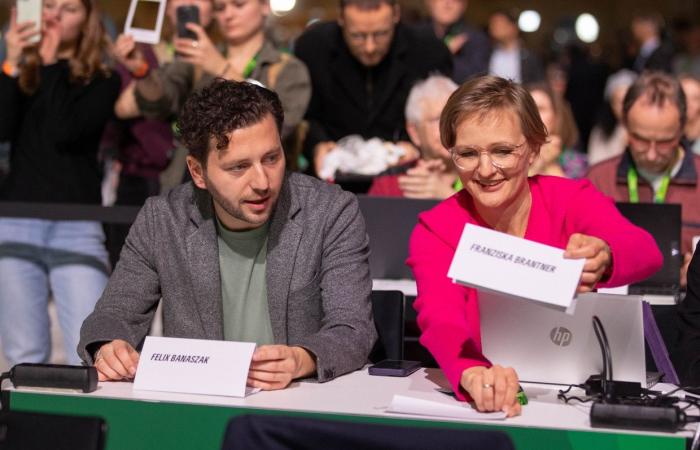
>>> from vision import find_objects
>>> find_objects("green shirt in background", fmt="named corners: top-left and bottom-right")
top-left (216, 218), bottom-right (275, 345)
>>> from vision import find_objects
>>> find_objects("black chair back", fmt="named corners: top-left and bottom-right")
top-left (222, 414), bottom-right (515, 450)
top-left (0, 411), bottom-right (106, 450)
top-left (369, 290), bottom-right (405, 363)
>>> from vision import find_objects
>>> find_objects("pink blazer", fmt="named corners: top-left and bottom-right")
top-left (407, 176), bottom-right (663, 400)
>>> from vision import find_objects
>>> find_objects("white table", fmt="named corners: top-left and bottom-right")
top-left (5, 368), bottom-right (695, 450)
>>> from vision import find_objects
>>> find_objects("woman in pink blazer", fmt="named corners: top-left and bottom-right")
top-left (407, 76), bottom-right (663, 417)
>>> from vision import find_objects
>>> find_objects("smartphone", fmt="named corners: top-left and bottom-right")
top-left (176, 5), bottom-right (200, 41)
top-left (368, 359), bottom-right (421, 377)
top-left (16, 0), bottom-right (43, 44)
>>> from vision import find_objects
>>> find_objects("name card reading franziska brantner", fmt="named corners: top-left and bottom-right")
top-left (448, 223), bottom-right (585, 310)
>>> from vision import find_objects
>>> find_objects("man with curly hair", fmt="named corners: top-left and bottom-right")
top-left (79, 80), bottom-right (377, 390)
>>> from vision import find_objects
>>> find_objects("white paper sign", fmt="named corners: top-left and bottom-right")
top-left (124, 0), bottom-right (167, 45)
top-left (387, 394), bottom-right (506, 420)
top-left (448, 224), bottom-right (584, 309)
top-left (134, 336), bottom-right (257, 398)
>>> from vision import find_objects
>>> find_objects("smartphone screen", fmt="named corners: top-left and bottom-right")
top-left (16, 0), bottom-right (43, 43)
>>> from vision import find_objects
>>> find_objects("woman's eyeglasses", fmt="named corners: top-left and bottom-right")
top-left (449, 141), bottom-right (527, 171)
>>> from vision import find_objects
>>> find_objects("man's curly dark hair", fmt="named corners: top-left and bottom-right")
top-left (177, 79), bottom-right (284, 165)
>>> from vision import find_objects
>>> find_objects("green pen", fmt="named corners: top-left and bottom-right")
top-left (517, 386), bottom-right (529, 406)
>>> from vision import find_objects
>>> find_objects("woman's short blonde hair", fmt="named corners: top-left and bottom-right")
top-left (440, 76), bottom-right (548, 151)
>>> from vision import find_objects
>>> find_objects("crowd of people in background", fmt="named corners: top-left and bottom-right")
top-left (0, 0), bottom-right (700, 385)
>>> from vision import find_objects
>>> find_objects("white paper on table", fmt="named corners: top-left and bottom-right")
top-left (386, 394), bottom-right (507, 420)
top-left (448, 224), bottom-right (584, 310)
top-left (134, 336), bottom-right (257, 398)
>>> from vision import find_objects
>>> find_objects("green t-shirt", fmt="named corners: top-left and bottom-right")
top-left (216, 218), bottom-right (274, 345)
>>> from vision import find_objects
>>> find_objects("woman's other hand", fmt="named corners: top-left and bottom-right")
top-left (564, 233), bottom-right (612, 293)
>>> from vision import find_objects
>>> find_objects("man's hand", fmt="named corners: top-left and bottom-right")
top-left (247, 345), bottom-right (316, 390)
top-left (460, 365), bottom-right (521, 417)
top-left (93, 339), bottom-right (140, 382)
top-left (398, 159), bottom-right (455, 199)
top-left (564, 233), bottom-right (612, 293)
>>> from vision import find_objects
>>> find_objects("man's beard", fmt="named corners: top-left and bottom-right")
top-left (207, 180), bottom-right (271, 228)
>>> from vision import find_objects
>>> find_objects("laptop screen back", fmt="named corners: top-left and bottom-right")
top-left (480, 292), bottom-right (646, 385)
top-left (616, 202), bottom-right (681, 292)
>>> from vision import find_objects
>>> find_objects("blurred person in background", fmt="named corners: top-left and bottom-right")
top-left (630, 12), bottom-right (674, 74)
top-left (294, 0), bottom-right (452, 177)
top-left (588, 70), bottom-right (637, 166)
top-left (1, 11), bottom-right (10, 185)
top-left (420, 0), bottom-right (489, 83)
top-left (674, 239), bottom-right (700, 387)
top-left (112, 0), bottom-right (216, 122)
top-left (561, 44), bottom-right (608, 151)
top-left (0, 0), bottom-right (120, 366)
top-left (588, 71), bottom-right (700, 286)
top-left (114, 0), bottom-right (310, 158)
top-left (487, 9), bottom-right (543, 84)
top-left (103, 0), bottom-right (215, 263)
top-left (526, 82), bottom-right (586, 178)
top-left (674, 22), bottom-right (700, 78)
top-left (680, 74), bottom-right (700, 155)
top-left (369, 75), bottom-right (459, 198)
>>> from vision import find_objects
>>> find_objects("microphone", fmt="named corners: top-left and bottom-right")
top-left (4, 363), bottom-right (98, 393)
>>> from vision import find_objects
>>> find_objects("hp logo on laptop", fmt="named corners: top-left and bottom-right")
top-left (550, 327), bottom-right (573, 347)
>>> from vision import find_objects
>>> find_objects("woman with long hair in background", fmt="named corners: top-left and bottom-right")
top-left (0, 0), bottom-right (120, 366)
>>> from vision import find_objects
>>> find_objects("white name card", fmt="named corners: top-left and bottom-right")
top-left (448, 224), bottom-right (584, 309)
top-left (134, 336), bottom-right (257, 398)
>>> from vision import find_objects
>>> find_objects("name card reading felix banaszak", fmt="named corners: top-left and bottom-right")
top-left (448, 224), bottom-right (584, 309)
top-left (133, 336), bottom-right (257, 398)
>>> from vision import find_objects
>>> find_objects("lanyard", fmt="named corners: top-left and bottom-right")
top-left (242, 53), bottom-right (259, 79)
top-left (627, 166), bottom-right (670, 203)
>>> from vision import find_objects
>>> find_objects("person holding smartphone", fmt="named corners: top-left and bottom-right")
top-left (113, 0), bottom-right (310, 144)
top-left (112, 0), bottom-right (215, 120)
top-left (0, 0), bottom-right (120, 366)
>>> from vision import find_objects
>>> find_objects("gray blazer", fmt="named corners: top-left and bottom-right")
top-left (79, 173), bottom-right (377, 382)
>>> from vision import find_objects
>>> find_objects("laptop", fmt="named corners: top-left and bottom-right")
top-left (616, 202), bottom-right (682, 297)
top-left (479, 292), bottom-right (647, 386)
top-left (357, 195), bottom-right (438, 279)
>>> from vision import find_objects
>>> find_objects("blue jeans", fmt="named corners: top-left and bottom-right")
top-left (0, 218), bottom-right (110, 366)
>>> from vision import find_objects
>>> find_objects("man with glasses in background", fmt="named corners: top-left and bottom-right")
top-left (294, 0), bottom-right (452, 176)
top-left (588, 71), bottom-right (700, 285)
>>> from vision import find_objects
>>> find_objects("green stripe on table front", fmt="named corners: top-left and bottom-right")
top-left (9, 391), bottom-right (686, 450)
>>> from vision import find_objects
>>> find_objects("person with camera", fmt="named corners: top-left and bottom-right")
top-left (113, 0), bottom-right (310, 144)
top-left (0, 0), bottom-right (120, 366)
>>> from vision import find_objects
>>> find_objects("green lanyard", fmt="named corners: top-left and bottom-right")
top-left (242, 53), bottom-right (259, 79)
top-left (627, 166), bottom-right (670, 203)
